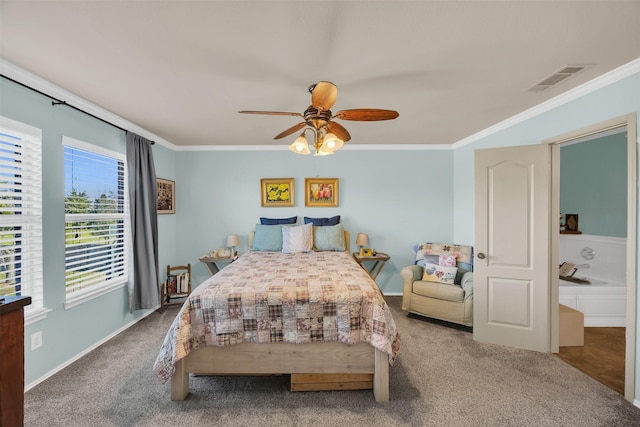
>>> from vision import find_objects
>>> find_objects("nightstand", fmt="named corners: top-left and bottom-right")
top-left (352, 252), bottom-right (390, 280)
top-left (199, 255), bottom-right (235, 276)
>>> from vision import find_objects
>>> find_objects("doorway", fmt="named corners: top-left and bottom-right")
top-left (544, 113), bottom-right (637, 402)
top-left (554, 127), bottom-right (627, 395)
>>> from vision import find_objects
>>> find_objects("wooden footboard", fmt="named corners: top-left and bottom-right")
top-left (170, 342), bottom-right (389, 402)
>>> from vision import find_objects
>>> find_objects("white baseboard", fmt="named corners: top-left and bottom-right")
top-left (25, 305), bottom-right (160, 392)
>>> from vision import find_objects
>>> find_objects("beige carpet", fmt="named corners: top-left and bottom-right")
top-left (24, 297), bottom-right (640, 426)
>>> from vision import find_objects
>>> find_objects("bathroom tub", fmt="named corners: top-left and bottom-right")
top-left (559, 277), bottom-right (626, 327)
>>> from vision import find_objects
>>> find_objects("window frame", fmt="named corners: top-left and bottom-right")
top-left (62, 136), bottom-right (130, 309)
top-left (0, 116), bottom-right (47, 324)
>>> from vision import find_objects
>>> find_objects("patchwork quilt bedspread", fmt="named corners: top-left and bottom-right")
top-left (153, 250), bottom-right (400, 383)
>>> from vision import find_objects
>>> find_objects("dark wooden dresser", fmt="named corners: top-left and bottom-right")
top-left (0, 296), bottom-right (31, 427)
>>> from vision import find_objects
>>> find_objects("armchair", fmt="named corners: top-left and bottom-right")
top-left (401, 243), bottom-right (474, 327)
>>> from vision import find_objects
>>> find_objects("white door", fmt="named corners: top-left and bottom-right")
top-left (474, 144), bottom-right (551, 352)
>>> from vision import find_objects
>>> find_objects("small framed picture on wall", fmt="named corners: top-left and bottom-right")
top-left (261, 178), bottom-right (295, 207)
top-left (157, 178), bottom-right (175, 214)
top-left (305, 178), bottom-right (338, 207)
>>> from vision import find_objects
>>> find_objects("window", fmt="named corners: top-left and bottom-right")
top-left (0, 116), bottom-right (44, 319)
top-left (63, 136), bottom-right (129, 308)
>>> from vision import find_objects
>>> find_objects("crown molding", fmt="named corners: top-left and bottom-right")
top-left (3, 56), bottom-right (638, 153)
top-left (452, 57), bottom-right (640, 150)
top-left (175, 143), bottom-right (451, 152)
top-left (0, 58), bottom-right (177, 150)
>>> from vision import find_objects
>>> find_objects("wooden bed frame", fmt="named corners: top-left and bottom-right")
top-left (170, 342), bottom-right (389, 401)
top-left (169, 229), bottom-right (391, 402)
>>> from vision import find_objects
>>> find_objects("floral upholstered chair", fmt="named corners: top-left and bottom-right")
top-left (401, 243), bottom-right (474, 327)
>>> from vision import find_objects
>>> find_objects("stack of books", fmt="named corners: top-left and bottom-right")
top-left (164, 272), bottom-right (189, 294)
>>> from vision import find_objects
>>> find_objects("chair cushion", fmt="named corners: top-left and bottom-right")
top-left (412, 280), bottom-right (465, 303)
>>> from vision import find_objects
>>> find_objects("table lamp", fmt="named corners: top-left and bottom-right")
top-left (355, 233), bottom-right (369, 257)
top-left (227, 234), bottom-right (239, 257)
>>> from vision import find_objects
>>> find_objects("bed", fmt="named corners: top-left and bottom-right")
top-left (153, 224), bottom-right (400, 402)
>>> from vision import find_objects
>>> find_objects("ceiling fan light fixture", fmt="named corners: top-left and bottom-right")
top-left (289, 133), bottom-right (310, 155)
top-left (322, 132), bottom-right (344, 152)
top-left (314, 146), bottom-right (334, 156)
top-left (240, 82), bottom-right (398, 157)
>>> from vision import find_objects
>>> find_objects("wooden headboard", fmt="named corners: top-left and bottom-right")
top-left (248, 229), bottom-right (350, 253)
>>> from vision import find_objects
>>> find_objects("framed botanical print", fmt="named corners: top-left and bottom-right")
top-left (157, 178), bottom-right (175, 214)
top-left (261, 178), bottom-right (295, 207)
top-left (305, 178), bottom-right (338, 207)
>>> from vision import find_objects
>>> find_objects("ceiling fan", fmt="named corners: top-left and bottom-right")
top-left (238, 81), bottom-right (399, 155)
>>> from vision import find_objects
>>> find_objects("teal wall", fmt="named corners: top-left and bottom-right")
top-left (153, 144), bottom-right (179, 275)
top-left (0, 78), bottom-right (177, 386)
top-left (560, 133), bottom-right (627, 237)
top-left (169, 149), bottom-right (454, 292)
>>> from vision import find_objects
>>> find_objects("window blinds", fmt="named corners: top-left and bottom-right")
top-left (63, 137), bottom-right (129, 299)
top-left (0, 117), bottom-right (44, 315)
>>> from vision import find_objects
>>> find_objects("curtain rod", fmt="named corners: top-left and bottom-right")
top-left (1, 74), bottom-right (154, 144)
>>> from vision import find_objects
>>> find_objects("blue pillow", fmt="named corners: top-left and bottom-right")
top-left (260, 216), bottom-right (297, 225)
top-left (313, 223), bottom-right (346, 251)
top-left (252, 224), bottom-right (284, 251)
top-left (304, 215), bottom-right (340, 226)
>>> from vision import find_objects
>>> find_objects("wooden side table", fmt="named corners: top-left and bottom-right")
top-left (352, 252), bottom-right (390, 280)
top-left (199, 256), bottom-right (235, 276)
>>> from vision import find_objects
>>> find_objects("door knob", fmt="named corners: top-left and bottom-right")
top-left (477, 252), bottom-right (486, 259)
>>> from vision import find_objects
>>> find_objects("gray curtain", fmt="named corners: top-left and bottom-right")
top-left (126, 132), bottom-right (159, 311)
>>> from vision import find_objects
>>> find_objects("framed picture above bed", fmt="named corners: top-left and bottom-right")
top-left (261, 178), bottom-right (295, 207)
top-left (157, 178), bottom-right (175, 214)
top-left (305, 178), bottom-right (338, 207)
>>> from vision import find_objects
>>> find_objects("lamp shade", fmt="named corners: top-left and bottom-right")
top-left (314, 146), bottom-right (334, 156)
top-left (227, 234), bottom-right (239, 247)
top-left (322, 132), bottom-right (344, 152)
top-left (289, 134), bottom-right (311, 155)
top-left (355, 233), bottom-right (369, 247)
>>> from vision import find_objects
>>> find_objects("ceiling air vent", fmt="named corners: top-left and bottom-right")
top-left (526, 64), bottom-right (592, 92)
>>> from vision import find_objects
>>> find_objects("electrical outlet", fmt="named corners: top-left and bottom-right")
top-left (31, 331), bottom-right (42, 350)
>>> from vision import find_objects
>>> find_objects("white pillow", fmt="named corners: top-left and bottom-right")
top-left (282, 223), bottom-right (313, 253)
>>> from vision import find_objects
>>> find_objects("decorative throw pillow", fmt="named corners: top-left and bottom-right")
top-left (282, 223), bottom-right (313, 253)
top-left (422, 262), bottom-right (458, 285)
top-left (439, 254), bottom-right (457, 267)
top-left (413, 242), bottom-right (473, 264)
top-left (260, 216), bottom-right (297, 225)
top-left (422, 254), bottom-right (439, 266)
top-left (303, 215), bottom-right (340, 226)
top-left (312, 223), bottom-right (346, 251)
top-left (252, 224), bottom-right (284, 251)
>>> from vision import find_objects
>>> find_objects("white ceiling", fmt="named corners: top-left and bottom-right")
top-left (1, 1), bottom-right (639, 148)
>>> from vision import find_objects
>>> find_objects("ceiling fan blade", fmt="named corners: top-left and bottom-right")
top-left (326, 122), bottom-right (351, 142)
top-left (274, 122), bottom-right (307, 140)
top-left (238, 110), bottom-right (303, 117)
top-left (335, 109), bottom-right (399, 121)
top-left (310, 81), bottom-right (338, 111)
